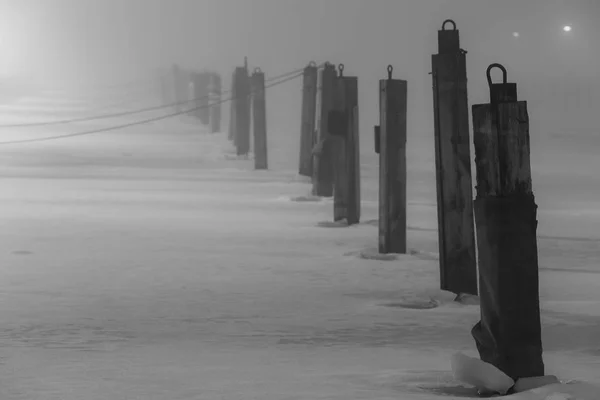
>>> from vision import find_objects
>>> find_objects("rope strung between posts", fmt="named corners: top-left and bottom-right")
top-left (0, 65), bottom-right (313, 128)
top-left (0, 68), bottom-right (309, 145)
top-left (55, 74), bottom-right (166, 93)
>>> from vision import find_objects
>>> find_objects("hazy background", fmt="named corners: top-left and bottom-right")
top-left (1, 0), bottom-right (598, 177)
top-left (6, 0), bottom-right (597, 80)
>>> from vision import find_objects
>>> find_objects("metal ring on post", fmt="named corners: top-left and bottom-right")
top-left (442, 19), bottom-right (457, 31)
top-left (486, 63), bottom-right (508, 89)
top-left (387, 65), bottom-right (393, 80)
top-left (338, 64), bottom-right (344, 77)
top-left (253, 67), bottom-right (262, 74)
top-left (308, 61), bottom-right (317, 67)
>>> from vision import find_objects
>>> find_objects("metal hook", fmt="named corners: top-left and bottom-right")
top-left (338, 64), bottom-right (344, 77)
top-left (441, 19), bottom-right (457, 31)
top-left (486, 63), bottom-right (508, 89)
top-left (387, 65), bottom-right (393, 80)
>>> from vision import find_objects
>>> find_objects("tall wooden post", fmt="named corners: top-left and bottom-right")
top-left (234, 65), bottom-right (251, 156)
top-left (190, 72), bottom-right (199, 117)
top-left (196, 72), bottom-right (210, 125)
top-left (347, 105), bottom-right (361, 225)
top-left (187, 77), bottom-right (195, 112)
top-left (471, 64), bottom-right (544, 381)
top-left (330, 64), bottom-right (360, 225)
top-left (172, 64), bottom-right (184, 112)
top-left (209, 72), bottom-right (222, 133)
top-left (312, 63), bottom-right (337, 197)
top-left (376, 66), bottom-right (407, 254)
top-left (228, 70), bottom-right (237, 142)
top-left (251, 68), bottom-right (268, 169)
top-left (299, 62), bottom-right (318, 177)
top-left (431, 19), bottom-right (477, 295)
top-left (331, 68), bottom-right (347, 221)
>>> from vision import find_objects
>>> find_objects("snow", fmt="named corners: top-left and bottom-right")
top-left (0, 87), bottom-right (599, 399)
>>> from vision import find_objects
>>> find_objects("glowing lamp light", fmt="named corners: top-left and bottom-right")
top-left (563, 25), bottom-right (572, 32)
top-left (512, 32), bottom-right (520, 37)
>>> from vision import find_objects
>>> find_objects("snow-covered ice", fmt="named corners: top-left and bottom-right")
top-left (0, 88), bottom-right (599, 399)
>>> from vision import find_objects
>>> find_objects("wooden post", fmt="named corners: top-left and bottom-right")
top-left (190, 72), bottom-right (199, 117)
top-left (377, 66), bottom-right (407, 254)
top-left (234, 65), bottom-right (251, 156)
top-left (172, 64), bottom-right (183, 112)
top-left (471, 63), bottom-right (544, 382)
top-left (330, 64), bottom-right (360, 225)
top-left (191, 72), bottom-right (204, 120)
top-left (196, 72), bottom-right (210, 125)
top-left (209, 72), bottom-right (222, 133)
top-left (251, 68), bottom-right (268, 169)
top-left (431, 19), bottom-right (477, 295)
top-left (299, 62), bottom-right (318, 177)
top-left (187, 77), bottom-right (195, 112)
top-left (311, 63), bottom-right (337, 197)
top-left (330, 69), bottom-right (347, 221)
top-left (347, 105), bottom-right (361, 225)
top-left (228, 70), bottom-right (237, 142)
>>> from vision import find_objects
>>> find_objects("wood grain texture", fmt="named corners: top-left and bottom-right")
top-left (252, 72), bottom-right (268, 170)
top-left (432, 52), bottom-right (477, 295)
top-left (299, 66), bottom-right (318, 177)
top-left (378, 78), bottom-right (407, 254)
top-left (312, 64), bottom-right (336, 197)
top-left (209, 72), bottom-right (222, 133)
top-left (234, 67), bottom-right (250, 156)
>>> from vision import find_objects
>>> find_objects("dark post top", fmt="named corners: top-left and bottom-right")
top-left (487, 63), bottom-right (518, 104)
top-left (438, 19), bottom-right (460, 54)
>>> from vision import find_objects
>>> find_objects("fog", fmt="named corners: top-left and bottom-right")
top-left (1, 2), bottom-right (600, 398)
top-left (11, 0), bottom-right (598, 80)
top-left (2, 0), bottom-right (597, 145)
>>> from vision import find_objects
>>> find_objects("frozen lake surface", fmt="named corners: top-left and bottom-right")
top-left (0, 87), bottom-right (599, 399)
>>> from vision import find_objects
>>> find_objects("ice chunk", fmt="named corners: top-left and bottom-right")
top-left (451, 352), bottom-right (515, 395)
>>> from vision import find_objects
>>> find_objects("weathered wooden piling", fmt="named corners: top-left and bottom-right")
top-left (311, 63), bottom-right (337, 197)
top-left (193, 72), bottom-right (210, 124)
top-left (330, 69), bottom-right (346, 221)
top-left (228, 70), bottom-right (237, 142)
top-left (251, 68), bottom-right (268, 170)
top-left (431, 19), bottom-right (477, 295)
top-left (330, 64), bottom-right (360, 225)
top-left (471, 63), bottom-right (544, 381)
top-left (376, 66), bottom-right (407, 254)
top-left (347, 105), bottom-right (360, 225)
top-left (172, 64), bottom-right (185, 112)
top-left (234, 65), bottom-right (251, 156)
top-left (209, 72), bottom-right (222, 133)
top-left (190, 72), bottom-right (199, 117)
top-left (187, 77), bottom-right (195, 111)
top-left (299, 62), bottom-right (318, 177)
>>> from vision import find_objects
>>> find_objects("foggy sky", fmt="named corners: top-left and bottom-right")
top-left (2, 0), bottom-right (597, 142)
top-left (4, 0), bottom-right (596, 83)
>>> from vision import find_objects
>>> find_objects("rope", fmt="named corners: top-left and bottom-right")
top-left (0, 69), bottom-right (306, 145)
top-left (0, 66), bottom-right (312, 128)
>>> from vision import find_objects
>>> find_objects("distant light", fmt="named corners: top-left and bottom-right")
top-left (563, 25), bottom-right (572, 32)
top-left (512, 32), bottom-right (520, 38)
